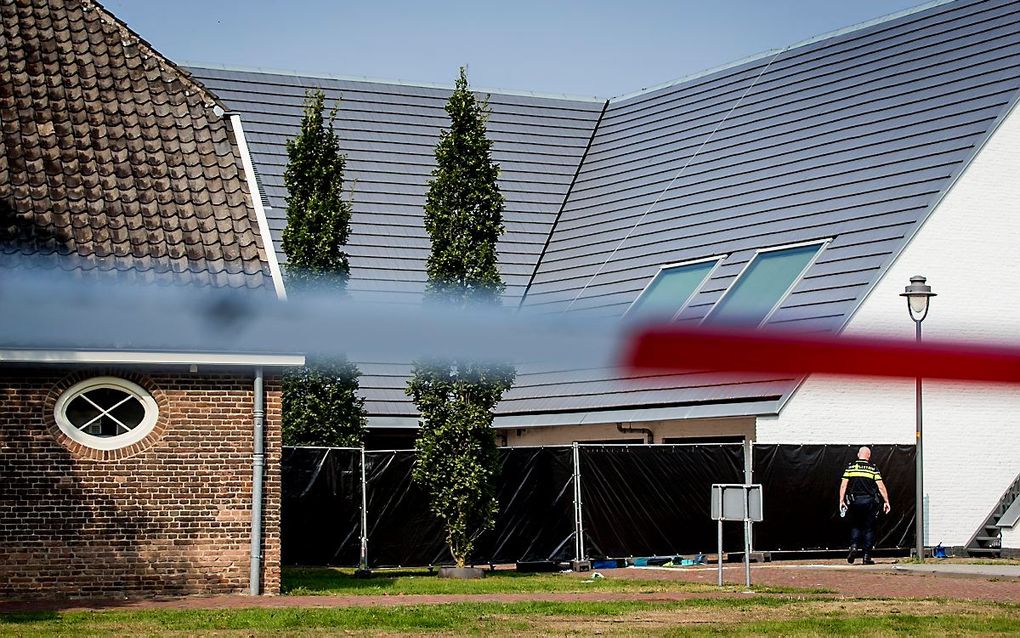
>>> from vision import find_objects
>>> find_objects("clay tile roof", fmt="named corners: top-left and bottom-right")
top-left (0, 0), bottom-right (274, 291)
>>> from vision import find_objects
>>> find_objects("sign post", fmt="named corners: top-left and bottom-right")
top-left (711, 484), bottom-right (763, 590)
top-left (717, 517), bottom-right (724, 586)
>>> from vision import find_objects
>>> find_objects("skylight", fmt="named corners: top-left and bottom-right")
top-left (627, 258), bottom-right (721, 321)
top-left (706, 241), bottom-right (825, 327)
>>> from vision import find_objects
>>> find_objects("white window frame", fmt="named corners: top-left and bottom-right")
top-left (53, 377), bottom-right (159, 451)
top-left (701, 238), bottom-right (831, 328)
top-left (624, 255), bottom-right (726, 321)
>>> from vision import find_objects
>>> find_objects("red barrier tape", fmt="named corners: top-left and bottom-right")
top-left (622, 325), bottom-right (1020, 384)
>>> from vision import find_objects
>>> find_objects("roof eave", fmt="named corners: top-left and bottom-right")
top-left (491, 399), bottom-right (782, 429)
top-left (0, 349), bottom-right (304, 367)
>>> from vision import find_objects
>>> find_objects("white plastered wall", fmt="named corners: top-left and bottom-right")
top-left (757, 101), bottom-right (1020, 548)
top-left (1002, 525), bottom-right (1020, 551)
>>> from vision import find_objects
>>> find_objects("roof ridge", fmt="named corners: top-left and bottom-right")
top-left (609, 0), bottom-right (959, 102)
top-left (183, 62), bottom-right (607, 104)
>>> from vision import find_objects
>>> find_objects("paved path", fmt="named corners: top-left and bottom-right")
top-left (768, 562), bottom-right (1020, 578)
top-left (888, 563), bottom-right (1020, 578)
top-left (627, 561), bottom-right (1020, 602)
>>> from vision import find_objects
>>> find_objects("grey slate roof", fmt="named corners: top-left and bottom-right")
top-left (186, 67), bottom-right (605, 304)
top-left (187, 66), bottom-right (603, 420)
top-left (500, 0), bottom-right (1020, 424)
top-left (189, 0), bottom-right (1020, 426)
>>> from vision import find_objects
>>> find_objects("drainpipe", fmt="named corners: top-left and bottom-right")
top-left (249, 366), bottom-right (265, 595)
top-left (617, 422), bottom-right (654, 444)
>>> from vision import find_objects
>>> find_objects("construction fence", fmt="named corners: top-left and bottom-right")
top-left (282, 443), bottom-right (916, 568)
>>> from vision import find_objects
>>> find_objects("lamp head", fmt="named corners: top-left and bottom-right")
top-left (900, 275), bottom-right (936, 322)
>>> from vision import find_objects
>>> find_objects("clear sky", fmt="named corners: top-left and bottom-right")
top-left (106, 0), bottom-right (928, 98)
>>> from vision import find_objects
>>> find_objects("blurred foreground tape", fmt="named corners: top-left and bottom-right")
top-left (623, 325), bottom-right (1020, 384)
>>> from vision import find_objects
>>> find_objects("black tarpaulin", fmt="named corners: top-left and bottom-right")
top-left (578, 444), bottom-right (746, 558)
top-left (280, 447), bottom-right (361, 566)
top-left (281, 447), bottom-right (578, 567)
top-left (363, 451), bottom-right (448, 567)
top-left (280, 443), bottom-right (917, 567)
top-left (753, 444), bottom-right (916, 551)
top-left (477, 446), bottom-right (576, 563)
top-left (365, 448), bottom-right (578, 566)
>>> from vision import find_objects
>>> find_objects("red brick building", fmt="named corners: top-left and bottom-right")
top-left (0, 0), bottom-right (294, 598)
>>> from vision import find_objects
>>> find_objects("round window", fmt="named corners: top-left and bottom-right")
top-left (54, 377), bottom-right (159, 450)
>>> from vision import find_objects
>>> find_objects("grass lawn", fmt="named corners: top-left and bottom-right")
top-left (2, 598), bottom-right (1019, 636)
top-left (282, 566), bottom-right (739, 595)
top-left (4, 568), bottom-right (1018, 636)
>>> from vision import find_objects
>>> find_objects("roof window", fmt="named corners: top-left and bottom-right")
top-left (626, 257), bottom-right (721, 321)
top-left (705, 241), bottom-right (826, 327)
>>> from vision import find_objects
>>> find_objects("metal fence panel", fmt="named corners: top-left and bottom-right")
top-left (280, 442), bottom-right (917, 566)
top-left (281, 447), bottom-right (362, 566)
top-left (577, 444), bottom-right (745, 558)
top-left (753, 444), bottom-right (916, 551)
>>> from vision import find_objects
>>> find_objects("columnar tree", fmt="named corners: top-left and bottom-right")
top-left (406, 67), bottom-right (515, 567)
top-left (281, 90), bottom-right (367, 447)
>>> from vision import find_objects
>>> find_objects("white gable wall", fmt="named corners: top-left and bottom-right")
top-left (756, 101), bottom-right (1020, 548)
top-left (1003, 524), bottom-right (1020, 550)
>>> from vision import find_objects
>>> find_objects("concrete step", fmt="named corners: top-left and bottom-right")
top-left (966, 547), bottom-right (1002, 555)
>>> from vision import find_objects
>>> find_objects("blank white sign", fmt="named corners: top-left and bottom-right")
top-left (711, 484), bottom-right (763, 522)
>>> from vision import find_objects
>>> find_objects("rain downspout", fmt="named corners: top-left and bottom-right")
top-left (249, 366), bottom-right (265, 595)
top-left (617, 422), bottom-right (654, 444)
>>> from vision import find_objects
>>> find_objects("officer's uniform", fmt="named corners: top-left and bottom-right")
top-left (842, 458), bottom-right (885, 563)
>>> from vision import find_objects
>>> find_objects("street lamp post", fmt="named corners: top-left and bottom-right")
top-left (900, 275), bottom-right (936, 560)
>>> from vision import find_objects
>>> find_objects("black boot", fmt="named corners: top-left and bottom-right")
top-left (847, 545), bottom-right (857, 564)
top-left (862, 554), bottom-right (875, 565)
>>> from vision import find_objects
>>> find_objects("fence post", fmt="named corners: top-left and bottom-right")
top-left (358, 446), bottom-right (369, 574)
top-left (572, 442), bottom-right (586, 564)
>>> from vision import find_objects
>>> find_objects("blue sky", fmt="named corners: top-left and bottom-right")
top-left (107, 0), bottom-right (928, 97)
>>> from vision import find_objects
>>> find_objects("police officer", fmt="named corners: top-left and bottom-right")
top-left (838, 446), bottom-right (891, 565)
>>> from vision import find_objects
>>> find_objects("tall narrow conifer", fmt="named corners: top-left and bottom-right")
top-left (281, 90), bottom-right (367, 447)
top-left (407, 68), bottom-right (515, 567)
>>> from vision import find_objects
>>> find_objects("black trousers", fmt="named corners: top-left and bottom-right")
top-left (847, 494), bottom-right (880, 552)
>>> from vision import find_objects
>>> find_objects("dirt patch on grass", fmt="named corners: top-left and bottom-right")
top-left (540, 599), bottom-right (1016, 635)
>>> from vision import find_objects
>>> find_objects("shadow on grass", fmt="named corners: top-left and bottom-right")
top-left (281, 566), bottom-right (831, 598)
top-left (0, 611), bottom-right (59, 624)
top-left (283, 567), bottom-right (433, 594)
top-left (283, 566), bottom-right (569, 595)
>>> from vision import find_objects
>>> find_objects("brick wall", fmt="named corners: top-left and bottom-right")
top-left (0, 366), bottom-right (282, 599)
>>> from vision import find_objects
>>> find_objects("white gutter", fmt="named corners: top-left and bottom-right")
top-left (0, 350), bottom-right (304, 367)
top-left (491, 400), bottom-right (779, 429)
top-left (228, 112), bottom-right (288, 301)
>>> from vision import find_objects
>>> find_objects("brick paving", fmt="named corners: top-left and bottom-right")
top-left (624, 561), bottom-right (1020, 602)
